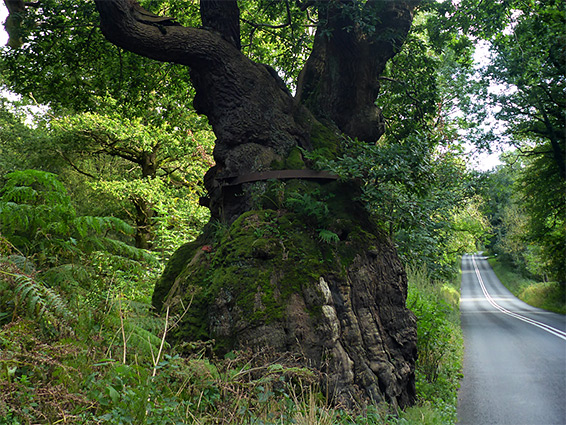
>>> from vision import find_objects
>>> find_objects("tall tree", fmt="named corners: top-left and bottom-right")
top-left (4, 0), bottom-right (421, 407)
top-left (467, 0), bottom-right (565, 281)
top-left (485, 1), bottom-right (565, 282)
top-left (486, 0), bottom-right (565, 177)
top-left (482, 152), bottom-right (565, 283)
top-left (90, 0), bottom-right (420, 220)
top-left (0, 0), bottom-right (213, 250)
top-left (428, 0), bottom-right (565, 281)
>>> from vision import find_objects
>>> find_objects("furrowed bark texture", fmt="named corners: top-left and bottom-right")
top-left (94, 0), bottom-right (419, 409)
top-left (297, 1), bottom-right (420, 142)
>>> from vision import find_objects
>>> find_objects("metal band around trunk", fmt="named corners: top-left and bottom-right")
top-left (222, 169), bottom-right (339, 186)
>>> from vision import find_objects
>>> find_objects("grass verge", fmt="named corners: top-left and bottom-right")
top-left (401, 265), bottom-right (464, 425)
top-left (488, 257), bottom-right (565, 314)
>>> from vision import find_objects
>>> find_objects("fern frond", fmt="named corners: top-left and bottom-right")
top-left (74, 216), bottom-right (135, 238)
top-left (96, 237), bottom-right (157, 263)
top-left (47, 238), bottom-right (83, 258)
top-left (126, 321), bottom-right (165, 351)
top-left (7, 255), bottom-right (36, 274)
top-left (1, 185), bottom-right (38, 204)
top-left (0, 202), bottom-right (33, 230)
top-left (13, 274), bottom-right (75, 328)
top-left (40, 263), bottom-right (89, 293)
top-left (2, 169), bottom-right (67, 195)
top-left (106, 216), bottom-right (136, 235)
top-left (318, 229), bottom-right (340, 244)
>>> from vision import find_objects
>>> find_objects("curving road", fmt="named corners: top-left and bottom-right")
top-left (458, 254), bottom-right (566, 425)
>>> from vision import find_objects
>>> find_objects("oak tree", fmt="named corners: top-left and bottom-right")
top-left (99, 0), bottom-right (421, 408)
top-left (4, 0), bottom-right (421, 407)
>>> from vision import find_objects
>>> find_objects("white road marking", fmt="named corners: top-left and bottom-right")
top-left (470, 255), bottom-right (566, 341)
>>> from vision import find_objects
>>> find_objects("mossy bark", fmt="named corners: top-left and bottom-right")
top-left (153, 180), bottom-right (417, 409)
top-left (92, 0), bottom-right (419, 410)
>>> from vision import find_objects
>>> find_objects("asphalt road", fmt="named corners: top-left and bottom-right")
top-left (457, 254), bottom-right (566, 425)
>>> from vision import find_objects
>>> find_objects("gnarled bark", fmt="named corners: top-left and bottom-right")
top-left (94, 0), bottom-right (419, 409)
top-left (152, 189), bottom-right (417, 409)
top-left (200, 0), bottom-right (241, 50)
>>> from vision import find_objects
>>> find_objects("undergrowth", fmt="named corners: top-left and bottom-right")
top-left (0, 170), bottom-right (464, 424)
top-left (0, 253), bottom-right (464, 424)
top-left (403, 265), bottom-right (463, 424)
top-left (488, 257), bottom-right (566, 314)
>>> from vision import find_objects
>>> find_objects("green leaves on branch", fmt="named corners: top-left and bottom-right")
top-left (484, 1), bottom-right (565, 155)
top-left (0, 169), bottom-right (152, 264)
top-left (314, 134), bottom-right (486, 279)
top-left (1, 0), bottom-right (197, 123)
top-left (239, 0), bottom-right (314, 87)
top-left (51, 109), bottom-right (214, 177)
top-left (91, 176), bottom-right (210, 256)
top-left (39, 106), bottom-right (213, 253)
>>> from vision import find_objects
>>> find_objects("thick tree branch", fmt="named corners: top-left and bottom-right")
top-left (538, 104), bottom-right (566, 180)
top-left (93, 0), bottom-right (233, 68)
top-left (3, 0), bottom-right (40, 48)
top-left (241, 1), bottom-right (292, 30)
top-left (296, 0), bottom-right (421, 142)
top-left (200, 0), bottom-right (241, 50)
top-left (93, 0), bottom-right (316, 221)
top-left (55, 149), bottom-right (98, 180)
top-left (93, 0), bottom-right (304, 150)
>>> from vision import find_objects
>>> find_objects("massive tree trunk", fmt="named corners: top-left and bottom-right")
top-left (94, 0), bottom-right (419, 409)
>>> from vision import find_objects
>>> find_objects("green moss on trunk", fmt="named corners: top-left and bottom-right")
top-left (152, 179), bottom-right (417, 409)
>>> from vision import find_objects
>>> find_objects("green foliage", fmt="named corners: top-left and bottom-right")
top-left (488, 257), bottom-right (566, 315)
top-left (0, 0), bottom-right (198, 123)
top-left (480, 153), bottom-right (565, 283)
top-left (0, 99), bottom-right (49, 176)
top-left (517, 151), bottom-right (566, 282)
top-left (479, 2), bottom-right (566, 283)
top-left (0, 256), bottom-right (75, 330)
top-left (0, 97), bottom-right (212, 252)
top-left (91, 176), bottom-right (210, 257)
top-left (29, 104), bottom-right (213, 251)
top-left (376, 29), bottom-right (440, 138)
top-left (314, 135), bottom-right (487, 279)
top-left (239, 0), bottom-right (314, 88)
top-left (0, 2), bottom-right (496, 423)
top-left (283, 189), bottom-right (339, 244)
top-left (483, 1), bottom-right (565, 150)
top-left (317, 228), bottom-right (340, 245)
top-left (448, 0), bottom-right (566, 282)
top-left (13, 272), bottom-right (75, 327)
top-left (0, 169), bottom-right (164, 355)
top-left (0, 169), bottom-right (152, 264)
top-left (405, 265), bottom-right (463, 424)
top-left (285, 190), bottom-right (330, 224)
top-left (1, 0), bottom-right (214, 252)
top-left (0, 238), bottom-right (167, 423)
top-left (519, 282), bottom-right (566, 315)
